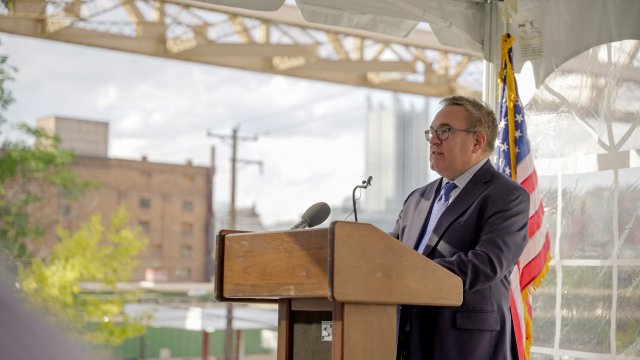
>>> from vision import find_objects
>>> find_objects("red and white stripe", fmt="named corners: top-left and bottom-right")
top-left (510, 152), bottom-right (552, 360)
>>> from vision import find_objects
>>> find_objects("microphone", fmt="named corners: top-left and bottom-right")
top-left (290, 202), bottom-right (331, 229)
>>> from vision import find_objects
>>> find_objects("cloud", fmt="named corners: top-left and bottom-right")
top-left (245, 133), bottom-right (365, 225)
top-left (96, 84), bottom-right (119, 109)
top-left (1, 33), bottom-right (371, 225)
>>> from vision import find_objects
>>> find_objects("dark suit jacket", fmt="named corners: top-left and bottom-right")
top-left (391, 160), bottom-right (530, 360)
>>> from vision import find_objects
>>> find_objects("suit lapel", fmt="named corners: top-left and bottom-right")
top-left (429, 161), bottom-right (495, 246)
top-left (404, 179), bottom-right (441, 250)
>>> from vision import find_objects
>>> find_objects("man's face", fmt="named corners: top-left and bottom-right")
top-left (429, 105), bottom-right (484, 179)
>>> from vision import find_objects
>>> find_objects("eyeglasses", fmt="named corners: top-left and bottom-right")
top-left (424, 127), bottom-right (477, 142)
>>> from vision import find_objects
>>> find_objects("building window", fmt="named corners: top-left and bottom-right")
top-left (150, 243), bottom-right (163, 257)
top-left (182, 200), bottom-right (194, 212)
top-left (59, 203), bottom-right (71, 218)
top-left (118, 191), bottom-right (128, 203)
top-left (139, 220), bottom-right (150, 233)
top-left (140, 171), bottom-right (151, 182)
top-left (175, 267), bottom-right (191, 280)
top-left (139, 197), bottom-right (151, 209)
top-left (180, 245), bottom-right (192, 258)
top-left (181, 222), bottom-right (194, 237)
top-left (58, 189), bottom-right (72, 199)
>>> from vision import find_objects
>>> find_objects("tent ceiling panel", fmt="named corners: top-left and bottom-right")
top-left (199, 0), bottom-right (640, 88)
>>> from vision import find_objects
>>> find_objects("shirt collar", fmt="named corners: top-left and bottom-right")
top-left (444, 157), bottom-right (489, 197)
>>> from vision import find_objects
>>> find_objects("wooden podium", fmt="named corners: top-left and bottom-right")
top-left (215, 221), bottom-right (462, 360)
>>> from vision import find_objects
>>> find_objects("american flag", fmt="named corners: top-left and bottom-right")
top-left (494, 34), bottom-right (552, 360)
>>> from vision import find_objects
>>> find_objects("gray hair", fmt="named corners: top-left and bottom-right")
top-left (440, 96), bottom-right (497, 154)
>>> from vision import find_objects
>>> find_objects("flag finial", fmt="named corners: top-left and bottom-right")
top-left (502, 0), bottom-right (517, 33)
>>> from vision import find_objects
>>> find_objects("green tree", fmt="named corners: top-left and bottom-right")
top-left (0, 45), bottom-right (94, 269)
top-left (1, 46), bottom-right (145, 351)
top-left (19, 207), bottom-right (149, 347)
top-left (0, 50), bottom-right (14, 118)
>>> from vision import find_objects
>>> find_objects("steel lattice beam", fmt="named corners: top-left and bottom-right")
top-left (0, 0), bottom-right (483, 97)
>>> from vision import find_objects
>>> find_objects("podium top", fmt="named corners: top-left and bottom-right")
top-left (215, 221), bottom-right (462, 306)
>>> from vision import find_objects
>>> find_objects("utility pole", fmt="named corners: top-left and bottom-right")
top-left (207, 126), bottom-right (261, 360)
top-left (230, 127), bottom-right (238, 230)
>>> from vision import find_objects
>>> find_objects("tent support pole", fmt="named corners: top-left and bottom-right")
top-left (483, 0), bottom-right (501, 110)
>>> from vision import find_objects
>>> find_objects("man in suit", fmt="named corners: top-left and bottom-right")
top-left (392, 96), bottom-right (530, 360)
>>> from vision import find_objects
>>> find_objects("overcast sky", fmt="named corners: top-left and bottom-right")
top-left (1, 33), bottom-right (422, 226)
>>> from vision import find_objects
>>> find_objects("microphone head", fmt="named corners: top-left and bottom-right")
top-left (301, 202), bottom-right (331, 228)
top-left (366, 176), bottom-right (373, 186)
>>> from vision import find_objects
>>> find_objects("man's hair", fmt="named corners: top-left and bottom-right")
top-left (440, 96), bottom-right (497, 154)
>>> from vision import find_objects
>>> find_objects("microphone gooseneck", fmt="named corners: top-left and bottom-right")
top-left (352, 176), bottom-right (373, 222)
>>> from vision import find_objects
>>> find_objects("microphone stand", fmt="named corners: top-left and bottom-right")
top-left (352, 176), bottom-right (372, 222)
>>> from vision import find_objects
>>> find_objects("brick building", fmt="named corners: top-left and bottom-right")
top-left (37, 116), bottom-right (214, 282)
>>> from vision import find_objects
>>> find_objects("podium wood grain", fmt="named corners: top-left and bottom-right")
top-left (341, 303), bottom-right (396, 360)
top-left (216, 222), bottom-right (463, 359)
top-left (331, 222), bottom-right (462, 306)
top-left (223, 228), bottom-right (330, 298)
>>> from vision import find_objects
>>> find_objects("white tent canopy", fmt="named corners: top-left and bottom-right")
top-left (203, 0), bottom-right (640, 89)
top-left (191, 2), bottom-right (640, 359)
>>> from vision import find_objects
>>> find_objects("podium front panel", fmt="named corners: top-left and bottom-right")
top-left (222, 228), bottom-right (330, 298)
top-left (330, 222), bottom-right (463, 306)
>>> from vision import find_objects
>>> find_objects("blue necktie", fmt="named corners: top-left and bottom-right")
top-left (417, 181), bottom-right (458, 254)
